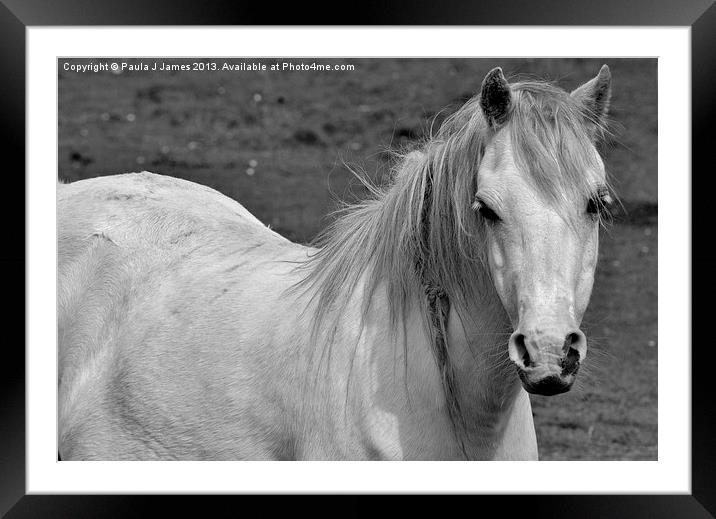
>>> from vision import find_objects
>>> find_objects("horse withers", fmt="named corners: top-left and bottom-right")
top-left (57, 66), bottom-right (613, 460)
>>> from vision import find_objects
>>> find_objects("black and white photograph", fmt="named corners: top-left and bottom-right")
top-left (56, 57), bottom-right (658, 461)
top-left (0, 0), bottom-right (707, 511)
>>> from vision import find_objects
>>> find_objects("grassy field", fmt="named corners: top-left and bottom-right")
top-left (58, 57), bottom-right (657, 460)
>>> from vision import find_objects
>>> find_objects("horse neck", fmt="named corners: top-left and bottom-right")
top-left (339, 270), bottom-right (520, 459)
top-left (446, 293), bottom-right (523, 454)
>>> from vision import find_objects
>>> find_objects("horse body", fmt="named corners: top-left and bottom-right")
top-left (58, 65), bottom-right (614, 461)
top-left (58, 172), bottom-right (535, 460)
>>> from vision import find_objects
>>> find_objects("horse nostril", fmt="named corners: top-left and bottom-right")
top-left (562, 346), bottom-right (581, 373)
top-left (563, 332), bottom-right (581, 354)
top-left (510, 333), bottom-right (530, 367)
top-left (563, 330), bottom-right (587, 363)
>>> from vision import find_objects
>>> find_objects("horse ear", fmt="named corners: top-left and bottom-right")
top-left (480, 67), bottom-right (512, 128)
top-left (571, 64), bottom-right (612, 125)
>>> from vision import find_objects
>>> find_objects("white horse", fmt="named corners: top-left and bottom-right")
top-left (58, 66), bottom-right (613, 460)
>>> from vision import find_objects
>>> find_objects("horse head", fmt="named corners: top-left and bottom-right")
top-left (475, 66), bottom-right (613, 395)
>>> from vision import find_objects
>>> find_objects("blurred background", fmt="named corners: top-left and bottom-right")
top-left (58, 57), bottom-right (657, 460)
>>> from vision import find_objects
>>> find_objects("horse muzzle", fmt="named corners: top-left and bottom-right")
top-left (508, 328), bottom-right (586, 396)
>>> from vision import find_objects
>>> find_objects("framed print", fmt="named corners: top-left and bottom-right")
top-left (5, 0), bottom-right (712, 516)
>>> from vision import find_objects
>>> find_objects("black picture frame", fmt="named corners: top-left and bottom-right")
top-left (4, 1), bottom-right (712, 517)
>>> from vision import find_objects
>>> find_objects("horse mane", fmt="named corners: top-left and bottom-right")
top-left (292, 78), bottom-right (610, 411)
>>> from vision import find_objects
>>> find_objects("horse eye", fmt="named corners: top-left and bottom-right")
top-left (474, 199), bottom-right (501, 222)
top-left (586, 197), bottom-right (601, 215)
top-left (587, 191), bottom-right (613, 219)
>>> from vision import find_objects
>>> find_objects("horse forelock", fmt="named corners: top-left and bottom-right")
top-left (506, 81), bottom-right (612, 218)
